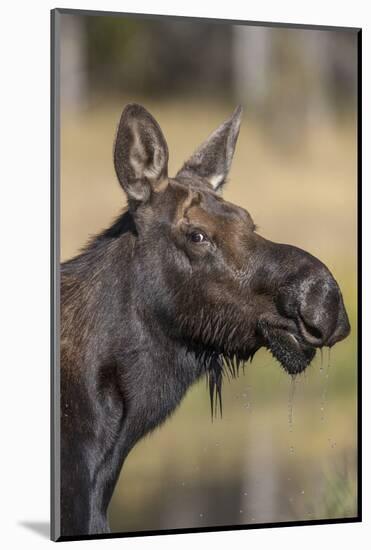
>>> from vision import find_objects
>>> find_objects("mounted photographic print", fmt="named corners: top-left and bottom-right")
top-left (51, 8), bottom-right (361, 542)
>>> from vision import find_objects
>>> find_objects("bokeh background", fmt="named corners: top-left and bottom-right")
top-left (59, 12), bottom-right (358, 532)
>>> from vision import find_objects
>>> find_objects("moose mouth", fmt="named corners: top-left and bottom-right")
top-left (257, 320), bottom-right (317, 376)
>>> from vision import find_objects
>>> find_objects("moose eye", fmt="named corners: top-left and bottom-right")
top-left (189, 231), bottom-right (208, 243)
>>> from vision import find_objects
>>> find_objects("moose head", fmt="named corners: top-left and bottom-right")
top-left (113, 103), bottom-right (350, 408)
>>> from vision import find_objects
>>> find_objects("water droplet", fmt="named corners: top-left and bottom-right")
top-left (244, 492), bottom-right (248, 496)
top-left (319, 349), bottom-right (332, 422)
top-left (290, 445), bottom-right (295, 454)
top-left (240, 510), bottom-right (243, 514)
top-left (301, 490), bottom-right (305, 494)
top-left (199, 513), bottom-right (203, 518)
top-left (288, 376), bottom-right (296, 432)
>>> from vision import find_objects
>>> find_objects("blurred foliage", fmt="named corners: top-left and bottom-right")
top-left (63, 15), bottom-right (357, 111)
top-left (61, 14), bottom-right (357, 152)
top-left (320, 452), bottom-right (358, 518)
top-left (83, 16), bottom-right (232, 99)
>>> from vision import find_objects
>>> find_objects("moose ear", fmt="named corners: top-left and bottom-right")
top-left (114, 104), bottom-right (169, 204)
top-left (176, 106), bottom-right (242, 192)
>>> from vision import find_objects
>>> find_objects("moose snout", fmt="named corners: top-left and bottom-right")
top-left (289, 269), bottom-right (350, 348)
top-left (299, 277), bottom-right (350, 348)
top-left (273, 244), bottom-right (351, 349)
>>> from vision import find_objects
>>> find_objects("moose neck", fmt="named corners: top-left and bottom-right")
top-left (61, 211), bottom-right (206, 535)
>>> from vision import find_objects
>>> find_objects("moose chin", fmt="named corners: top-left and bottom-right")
top-left (60, 103), bottom-right (350, 537)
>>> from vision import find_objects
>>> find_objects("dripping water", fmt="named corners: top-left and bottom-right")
top-left (287, 375), bottom-right (297, 457)
top-left (288, 375), bottom-right (297, 433)
top-left (320, 347), bottom-right (332, 422)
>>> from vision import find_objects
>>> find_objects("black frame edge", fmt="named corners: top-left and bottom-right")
top-left (57, 516), bottom-right (361, 543)
top-left (356, 28), bottom-right (362, 523)
top-left (51, 7), bottom-right (61, 543)
top-left (54, 7), bottom-right (360, 32)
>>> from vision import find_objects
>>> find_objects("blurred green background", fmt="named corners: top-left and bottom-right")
top-left (59, 13), bottom-right (358, 532)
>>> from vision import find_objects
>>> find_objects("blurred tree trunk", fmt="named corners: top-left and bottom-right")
top-left (60, 15), bottom-right (87, 112)
top-left (233, 25), bottom-right (270, 109)
top-left (232, 25), bottom-right (356, 151)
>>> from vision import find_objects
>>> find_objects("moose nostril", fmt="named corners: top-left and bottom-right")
top-left (298, 314), bottom-right (324, 346)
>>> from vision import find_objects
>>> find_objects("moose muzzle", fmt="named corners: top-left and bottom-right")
top-left (277, 246), bottom-right (350, 348)
top-left (256, 240), bottom-right (350, 374)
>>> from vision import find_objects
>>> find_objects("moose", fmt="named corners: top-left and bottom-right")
top-left (60, 104), bottom-right (350, 537)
